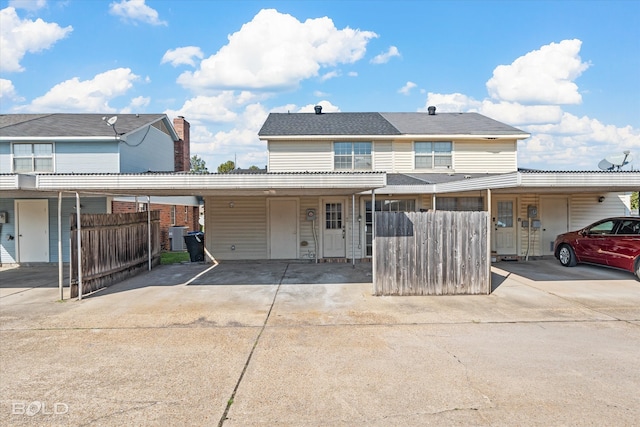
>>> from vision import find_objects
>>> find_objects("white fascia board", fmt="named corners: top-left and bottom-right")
top-left (519, 172), bottom-right (640, 188)
top-left (261, 134), bottom-right (530, 141)
top-left (33, 173), bottom-right (387, 193)
top-left (1, 136), bottom-right (118, 142)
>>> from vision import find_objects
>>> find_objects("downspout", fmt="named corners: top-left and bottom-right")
top-left (58, 192), bottom-right (63, 301)
top-left (352, 193), bottom-right (356, 267)
top-left (147, 196), bottom-right (152, 271)
top-left (76, 192), bottom-right (83, 301)
top-left (371, 189), bottom-right (376, 293)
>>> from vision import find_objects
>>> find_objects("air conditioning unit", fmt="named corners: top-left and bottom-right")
top-left (169, 226), bottom-right (188, 251)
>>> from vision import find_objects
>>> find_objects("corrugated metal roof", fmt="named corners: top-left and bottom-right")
top-left (258, 111), bottom-right (528, 137)
top-left (0, 113), bottom-right (170, 138)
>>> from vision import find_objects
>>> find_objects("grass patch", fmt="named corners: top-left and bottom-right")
top-left (161, 251), bottom-right (191, 264)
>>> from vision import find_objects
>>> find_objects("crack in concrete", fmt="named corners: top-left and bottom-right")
top-left (217, 263), bottom-right (289, 427)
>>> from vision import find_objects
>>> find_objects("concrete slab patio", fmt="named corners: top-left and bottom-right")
top-left (1, 259), bottom-right (639, 426)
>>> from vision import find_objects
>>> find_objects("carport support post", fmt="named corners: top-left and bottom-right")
top-left (58, 192), bottom-right (63, 301)
top-left (76, 192), bottom-right (83, 301)
top-left (147, 196), bottom-right (152, 271)
top-left (352, 193), bottom-right (356, 266)
top-left (486, 188), bottom-right (492, 295)
top-left (371, 189), bottom-right (376, 290)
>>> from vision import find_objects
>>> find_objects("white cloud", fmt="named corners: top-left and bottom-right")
top-left (161, 46), bottom-right (204, 67)
top-left (398, 81), bottom-right (417, 95)
top-left (120, 95), bottom-right (150, 113)
top-left (347, 71), bottom-right (358, 77)
top-left (176, 9), bottom-right (377, 92)
top-left (313, 90), bottom-right (329, 97)
top-left (17, 68), bottom-right (139, 112)
top-left (298, 100), bottom-right (340, 113)
top-left (165, 91), bottom-right (269, 125)
top-left (9, 0), bottom-right (46, 11)
top-left (321, 70), bottom-right (340, 81)
top-left (370, 46), bottom-right (400, 64)
top-left (0, 6), bottom-right (73, 72)
top-left (109, 0), bottom-right (167, 26)
top-left (422, 92), bottom-right (482, 113)
top-left (486, 39), bottom-right (590, 105)
top-left (421, 40), bottom-right (639, 170)
top-left (0, 78), bottom-right (17, 100)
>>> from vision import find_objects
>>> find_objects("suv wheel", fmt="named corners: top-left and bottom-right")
top-left (635, 258), bottom-right (640, 281)
top-left (558, 244), bottom-right (577, 267)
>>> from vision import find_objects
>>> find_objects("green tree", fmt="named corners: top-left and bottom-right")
top-left (217, 160), bottom-right (236, 173)
top-left (190, 155), bottom-right (208, 173)
top-left (632, 191), bottom-right (639, 212)
top-left (248, 165), bottom-right (261, 171)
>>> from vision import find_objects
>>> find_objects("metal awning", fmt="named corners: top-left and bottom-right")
top-left (7, 172), bottom-right (387, 197)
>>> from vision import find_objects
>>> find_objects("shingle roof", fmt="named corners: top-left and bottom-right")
top-left (258, 111), bottom-right (528, 137)
top-left (0, 113), bottom-right (170, 138)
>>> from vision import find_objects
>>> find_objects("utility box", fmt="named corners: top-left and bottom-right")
top-left (169, 226), bottom-right (188, 251)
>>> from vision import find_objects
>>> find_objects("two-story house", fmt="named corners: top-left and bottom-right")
top-left (199, 105), bottom-right (634, 262)
top-left (0, 114), bottom-right (198, 264)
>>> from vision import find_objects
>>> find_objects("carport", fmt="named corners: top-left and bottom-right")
top-left (16, 171), bottom-right (387, 298)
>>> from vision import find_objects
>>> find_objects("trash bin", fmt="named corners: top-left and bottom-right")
top-left (183, 231), bottom-right (204, 262)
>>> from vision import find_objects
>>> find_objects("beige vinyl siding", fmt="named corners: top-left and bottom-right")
top-left (453, 140), bottom-right (517, 173)
top-left (517, 194), bottom-right (538, 257)
top-left (373, 141), bottom-right (393, 172)
top-left (298, 196), bottom-right (321, 259)
top-left (569, 193), bottom-right (632, 230)
top-left (390, 140), bottom-right (414, 172)
top-left (206, 196), bottom-right (267, 260)
top-left (268, 140), bottom-right (333, 172)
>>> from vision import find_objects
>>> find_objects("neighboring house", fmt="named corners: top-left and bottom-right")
top-left (231, 105), bottom-right (635, 261)
top-left (0, 114), bottom-right (197, 264)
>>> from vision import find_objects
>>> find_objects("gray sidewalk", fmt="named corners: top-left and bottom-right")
top-left (1, 260), bottom-right (639, 426)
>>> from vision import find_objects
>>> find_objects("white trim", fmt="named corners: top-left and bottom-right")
top-left (260, 134), bottom-right (530, 141)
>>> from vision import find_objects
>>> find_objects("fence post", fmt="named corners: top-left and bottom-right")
top-left (76, 192), bottom-right (83, 300)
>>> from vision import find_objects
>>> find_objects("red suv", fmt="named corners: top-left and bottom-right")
top-left (554, 217), bottom-right (640, 280)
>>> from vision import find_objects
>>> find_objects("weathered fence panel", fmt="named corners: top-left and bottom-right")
top-left (374, 211), bottom-right (489, 295)
top-left (70, 211), bottom-right (161, 297)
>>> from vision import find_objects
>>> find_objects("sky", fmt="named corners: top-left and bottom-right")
top-left (1, 0), bottom-right (639, 172)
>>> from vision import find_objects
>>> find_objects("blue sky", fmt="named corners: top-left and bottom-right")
top-left (1, 0), bottom-right (639, 171)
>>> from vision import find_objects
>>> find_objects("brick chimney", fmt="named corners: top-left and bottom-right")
top-left (173, 116), bottom-right (191, 172)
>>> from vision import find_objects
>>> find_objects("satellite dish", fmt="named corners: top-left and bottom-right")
top-left (598, 151), bottom-right (633, 171)
top-left (106, 116), bottom-right (118, 126)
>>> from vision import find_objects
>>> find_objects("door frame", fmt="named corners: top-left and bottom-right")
top-left (321, 197), bottom-right (347, 258)
top-left (15, 199), bottom-right (50, 263)
top-left (491, 196), bottom-right (518, 255)
top-left (266, 197), bottom-right (299, 259)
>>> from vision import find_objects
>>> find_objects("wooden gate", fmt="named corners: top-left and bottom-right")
top-left (374, 211), bottom-right (490, 295)
top-left (70, 211), bottom-right (161, 297)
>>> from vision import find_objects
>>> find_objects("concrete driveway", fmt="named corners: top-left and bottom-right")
top-left (1, 259), bottom-right (639, 426)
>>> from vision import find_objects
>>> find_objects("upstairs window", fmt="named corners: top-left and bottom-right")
top-left (334, 142), bottom-right (372, 170)
top-left (415, 142), bottom-right (452, 169)
top-left (12, 143), bottom-right (54, 173)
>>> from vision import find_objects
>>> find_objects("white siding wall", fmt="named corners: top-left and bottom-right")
top-left (206, 196), bottom-right (267, 260)
top-left (451, 140), bottom-right (517, 173)
top-left (268, 140), bottom-right (333, 172)
top-left (0, 143), bottom-right (10, 173)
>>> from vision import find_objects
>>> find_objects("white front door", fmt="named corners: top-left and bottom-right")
top-left (493, 198), bottom-right (517, 255)
top-left (16, 199), bottom-right (49, 262)
top-left (540, 197), bottom-right (569, 255)
top-left (323, 200), bottom-right (345, 258)
top-left (269, 199), bottom-right (298, 259)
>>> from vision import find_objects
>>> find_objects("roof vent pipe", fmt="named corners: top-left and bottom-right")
top-left (314, 105), bottom-right (322, 114)
top-left (427, 106), bottom-right (436, 115)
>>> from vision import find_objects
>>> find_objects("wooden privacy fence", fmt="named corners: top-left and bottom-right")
top-left (70, 211), bottom-right (161, 297)
top-left (374, 211), bottom-right (490, 295)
